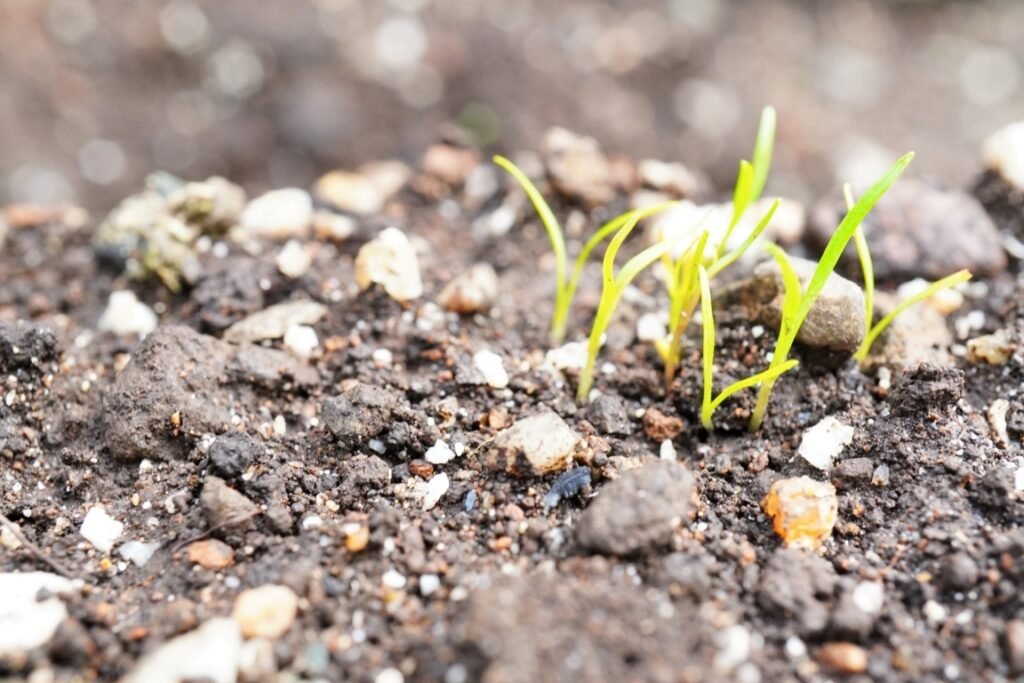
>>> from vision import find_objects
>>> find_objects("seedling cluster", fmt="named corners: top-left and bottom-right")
top-left (496, 108), bottom-right (971, 430)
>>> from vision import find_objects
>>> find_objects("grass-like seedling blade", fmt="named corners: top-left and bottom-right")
top-left (748, 152), bottom-right (914, 430)
top-left (698, 264), bottom-right (798, 431)
top-left (854, 269), bottom-right (972, 362)
top-left (577, 211), bottom-right (674, 403)
top-left (707, 199), bottom-right (780, 279)
top-left (846, 184), bottom-right (875, 349)
top-left (493, 155), bottom-right (570, 341)
top-left (750, 106), bottom-right (776, 201)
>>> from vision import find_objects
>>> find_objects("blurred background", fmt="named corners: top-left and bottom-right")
top-left (1, 0), bottom-right (1023, 210)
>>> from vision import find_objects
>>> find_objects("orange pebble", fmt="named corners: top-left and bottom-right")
top-left (762, 476), bottom-right (838, 549)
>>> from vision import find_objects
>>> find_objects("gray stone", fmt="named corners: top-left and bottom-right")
top-left (749, 255), bottom-right (866, 354)
top-left (585, 394), bottom-right (632, 436)
top-left (200, 476), bottom-right (259, 530)
top-left (576, 460), bottom-right (696, 556)
top-left (938, 552), bottom-right (979, 592)
top-left (810, 178), bottom-right (1006, 281)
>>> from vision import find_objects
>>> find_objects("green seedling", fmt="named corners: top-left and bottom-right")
top-left (577, 210), bottom-right (677, 403)
top-left (657, 106), bottom-right (778, 386)
top-left (845, 184), bottom-right (972, 363)
top-left (698, 265), bottom-right (798, 431)
top-left (748, 152), bottom-right (915, 431)
top-left (493, 154), bottom-right (676, 343)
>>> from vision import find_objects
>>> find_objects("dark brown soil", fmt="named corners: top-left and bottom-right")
top-left (1, 141), bottom-right (1023, 683)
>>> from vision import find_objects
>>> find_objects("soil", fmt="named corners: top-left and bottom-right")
top-left (1, 140), bottom-right (1023, 683)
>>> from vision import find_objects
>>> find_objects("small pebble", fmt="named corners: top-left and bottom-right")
top-left (762, 477), bottom-right (838, 550)
top-left (187, 539), bottom-right (235, 570)
top-left (425, 439), bottom-right (456, 465)
top-left (421, 473), bottom-right (449, 511)
top-left (355, 227), bottom-right (423, 302)
top-left (224, 300), bottom-right (328, 344)
top-left (118, 540), bottom-right (160, 567)
top-left (817, 642), bottom-right (868, 674)
top-left (241, 188), bottom-right (313, 239)
top-left (983, 120), bottom-right (1024, 191)
top-left (98, 291), bottom-right (158, 337)
top-left (798, 416), bottom-right (855, 471)
top-left (419, 574), bottom-right (441, 597)
top-left (232, 585), bottom-right (299, 639)
top-left (283, 324), bottom-right (319, 359)
top-left (438, 263), bottom-right (499, 314)
top-left (636, 313), bottom-right (666, 343)
top-left (473, 350), bottom-right (509, 389)
top-left (276, 239), bottom-right (312, 279)
top-left (545, 342), bottom-right (587, 371)
top-left (375, 668), bottom-right (405, 683)
top-left (967, 330), bottom-right (1014, 365)
top-left (659, 440), bottom-right (676, 461)
top-left (80, 506), bottom-right (124, 553)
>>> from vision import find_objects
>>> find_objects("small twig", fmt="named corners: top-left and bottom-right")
top-left (168, 510), bottom-right (262, 556)
top-left (0, 512), bottom-right (76, 579)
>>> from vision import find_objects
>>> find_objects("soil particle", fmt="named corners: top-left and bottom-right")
top-left (758, 548), bottom-right (838, 637)
top-left (228, 343), bottom-right (319, 390)
top-left (889, 363), bottom-right (964, 417)
top-left (584, 394), bottom-right (632, 436)
top-left (973, 170), bottom-right (1024, 241)
top-left (0, 320), bottom-right (58, 377)
top-left (232, 584), bottom-right (299, 639)
top-left (642, 407), bottom-right (684, 442)
top-left (338, 454), bottom-right (392, 490)
top-left (650, 548), bottom-right (716, 601)
top-left (437, 262), bottom-right (498, 314)
top-left (189, 256), bottom-right (270, 332)
top-left (970, 464), bottom-right (1020, 511)
top-left (811, 178), bottom-right (1007, 280)
top-left (223, 299), bottom-right (328, 343)
top-left (187, 539), bottom-right (235, 570)
top-left (831, 457), bottom-right (875, 488)
top-left (575, 459), bottom-right (695, 556)
top-left (103, 325), bottom-right (232, 460)
top-left (485, 410), bottom-right (582, 475)
top-left (321, 382), bottom-right (404, 449)
top-left (207, 432), bottom-right (261, 480)
top-left (816, 641), bottom-right (868, 674)
top-left (200, 476), bottom-right (260, 531)
top-left (454, 573), bottom-right (718, 683)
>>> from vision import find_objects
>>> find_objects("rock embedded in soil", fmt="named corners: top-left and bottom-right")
top-left (889, 364), bottom-right (964, 417)
top-left (810, 178), bottom-right (1007, 280)
top-left (200, 476), bottom-right (259, 530)
top-left (454, 573), bottom-right (720, 683)
top-left (0, 572), bottom-right (75, 658)
top-left (762, 476), bottom-right (838, 550)
top-left (798, 416), bottom-right (854, 471)
top-left (223, 299), bottom-right (327, 344)
top-left (240, 188), bottom-right (313, 240)
top-left (745, 256), bottom-right (866, 354)
top-left (576, 459), bottom-right (696, 556)
top-left (232, 584), bottom-right (299, 639)
top-left (540, 126), bottom-right (614, 206)
top-left (97, 290), bottom-right (158, 337)
top-left (831, 458), bottom-right (874, 488)
top-left (817, 642), bottom-right (869, 674)
top-left (122, 617), bottom-right (242, 683)
top-left (758, 547), bottom-right (838, 637)
top-left (485, 410), bottom-right (581, 475)
top-left (339, 454), bottom-right (392, 489)
top-left (103, 325), bottom-right (231, 460)
top-left (438, 262), bottom-right (499, 314)
top-left (355, 226), bottom-right (423, 302)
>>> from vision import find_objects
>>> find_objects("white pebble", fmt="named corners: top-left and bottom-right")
top-left (421, 472), bottom-right (449, 511)
top-left (473, 350), bottom-right (509, 389)
top-left (425, 439), bottom-right (456, 465)
top-left (372, 348), bottom-right (393, 368)
top-left (851, 581), bottom-right (884, 614)
top-left (355, 226), bottom-right (423, 302)
top-left (117, 540), bottom-right (160, 567)
top-left (275, 239), bottom-right (312, 279)
top-left (983, 120), bottom-right (1024, 191)
top-left (98, 291), bottom-right (158, 337)
top-left (375, 668), bottom-right (405, 683)
top-left (636, 313), bottom-right (666, 343)
top-left (545, 342), bottom-right (587, 371)
top-left (659, 440), bottom-right (676, 461)
top-left (419, 573), bottom-right (441, 597)
top-left (798, 416), bottom-right (855, 471)
top-left (283, 324), bottom-right (319, 359)
top-left (241, 188), bottom-right (313, 239)
top-left (923, 599), bottom-right (948, 625)
top-left (382, 569), bottom-right (407, 590)
top-left (80, 506), bottom-right (124, 553)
